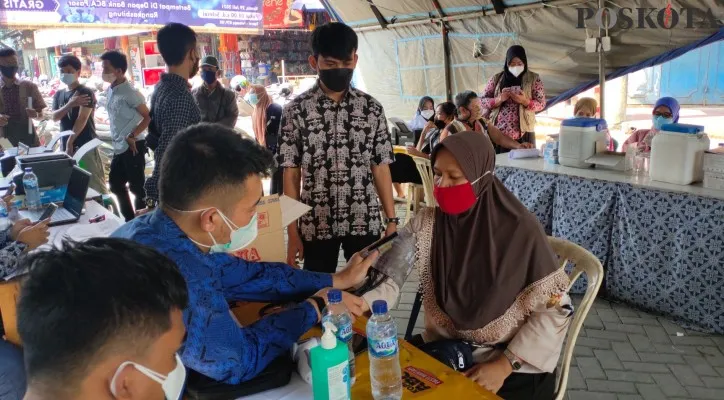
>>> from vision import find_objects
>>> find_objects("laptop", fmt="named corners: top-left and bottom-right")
top-left (20, 166), bottom-right (91, 227)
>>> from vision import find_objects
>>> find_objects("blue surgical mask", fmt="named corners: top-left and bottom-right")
top-left (248, 93), bottom-right (259, 105)
top-left (60, 73), bottom-right (76, 86)
top-left (652, 115), bottom-right (673, 130)
top-left (201, 69), bottom-right (216, 85)
top-left (168, 206), bottom-right (258, 253)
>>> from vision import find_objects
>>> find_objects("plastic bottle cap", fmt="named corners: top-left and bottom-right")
top-left (24, 168), bottom-right (32, 172)
top-left (371, 300), bottom-right (388, 315)
top-left (327, 289), bottom-right (342, 304)
top-left (321, 321), bottom-right (338, 350)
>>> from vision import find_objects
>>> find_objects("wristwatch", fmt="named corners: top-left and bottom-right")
top-left (145, 198), bottom-right (158, 209)
top-left (309, 296), bottom-right (326, 320)
top-left (385, 217), bottom-right (400, 225)
top-left (503, 349), bottom-right (522, 371)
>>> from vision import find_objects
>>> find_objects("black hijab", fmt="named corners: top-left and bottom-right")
top-left (499, 45), bottom-right (528, 89)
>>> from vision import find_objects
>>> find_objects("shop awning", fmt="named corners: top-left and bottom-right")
top-left (34, 29), bottom-right (148, 49)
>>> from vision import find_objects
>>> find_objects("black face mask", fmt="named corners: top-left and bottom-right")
top-left (434, 119), bottom-right (447, 130)
top-left (0, 66), bottom-right (18, 79)
top-left (319, 68), bottom-right (354, 92)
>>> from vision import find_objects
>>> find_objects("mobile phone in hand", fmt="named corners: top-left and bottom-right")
top-left (362, 232), bottom-right (399, 257)
top-left (4, 183), bottom-right (15, 197)
top-left (38, 203), bottom-right (58, 221)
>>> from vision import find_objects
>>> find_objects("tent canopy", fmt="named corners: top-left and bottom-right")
top-left (323, 0), bottom-right (722, 117)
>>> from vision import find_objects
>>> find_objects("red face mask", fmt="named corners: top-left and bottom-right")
top-left (433, 172), bottom-right (489, 215)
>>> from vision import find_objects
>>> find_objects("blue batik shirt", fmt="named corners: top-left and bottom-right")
top-left (112, 209), bottom-right (331, 384)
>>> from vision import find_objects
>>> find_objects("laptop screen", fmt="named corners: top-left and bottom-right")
top-left (64, 166), bottom-right (91, 215)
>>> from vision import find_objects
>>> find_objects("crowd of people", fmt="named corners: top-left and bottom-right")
top-left (0, 19), bottom-right (683, 400)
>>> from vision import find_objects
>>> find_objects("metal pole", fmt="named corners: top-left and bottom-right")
top-left (599, 0), bottom-right (606, 119)
top-left (442, 24), bottom-right (452, 102)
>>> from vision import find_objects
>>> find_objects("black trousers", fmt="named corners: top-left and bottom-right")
top-left (497, 370), bottom-right (556, 400)
top-left (494, 131), bottom-right (536, 154)
top-left (389, 153), bottom-right (423, 184)
top-left (302, 234), bottom-right (379, 273)
top-left (109, 141), bottom-right (147, 221)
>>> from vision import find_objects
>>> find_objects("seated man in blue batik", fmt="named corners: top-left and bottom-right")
top-left (113, 123), bottom-right (380, 385)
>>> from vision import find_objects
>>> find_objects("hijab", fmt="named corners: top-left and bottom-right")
top-left (653, 96), bottom-right (680, 123)
top-left (251, 85), bottom-right (272, 146)
top-left (574, 97), bottom-right (598, 117)
top-left (429, 132), bottom-right (568, 331)
top-left (499, 45), bottom-right (528, 89)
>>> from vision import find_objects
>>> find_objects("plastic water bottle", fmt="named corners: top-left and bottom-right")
top-left (23, 168), bottom-right (41, 211)
top-left (322, 289), bottom-right (356, 385)
top-left (367, 300), bottom-right (402, 400)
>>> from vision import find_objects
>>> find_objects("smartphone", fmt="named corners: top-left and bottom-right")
top-left (363, 232), bottom-right (399, 257)
top-left (4, 183), bottom-right (15, 197)
top-left (38, 203), bottom-right (58, 221)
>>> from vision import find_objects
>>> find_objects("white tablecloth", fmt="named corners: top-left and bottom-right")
top-left (238, 374), bottom-right (311, 400)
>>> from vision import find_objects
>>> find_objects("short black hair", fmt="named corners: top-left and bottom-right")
top-left (18, 238), bottom-right (188, 391)
top-left (311, 22), bottom-right (358, 60)
top-left (455, 90), bottom-right (479, 108)
top-left (100, 50), bottom-right (128, 73)
top-left (57, 55), bottom-right (82, 71)
top-left (437, 101), bottom-right (457, 118)
top-left (0, 48), bottom-right (17, 57)
top-left (160, 123), bottom-right (274, 210)
top-left (157, 23), bottom-right (197, 66)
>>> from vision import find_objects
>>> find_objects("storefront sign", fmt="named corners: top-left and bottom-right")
top-left (0, 0), bottom-right (264, 33)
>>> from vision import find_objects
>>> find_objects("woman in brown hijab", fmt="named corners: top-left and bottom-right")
top-left (373, 131), bottom-right (572, 399)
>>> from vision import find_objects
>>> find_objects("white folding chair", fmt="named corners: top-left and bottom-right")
top-left (547, 236), bottom-right (604, 400)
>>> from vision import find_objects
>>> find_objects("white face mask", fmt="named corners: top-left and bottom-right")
top-left (102, 73), bottom-right (117, 84)
top-left (508, 65), bottom-right (525, 77)
top-left (60, 73), bottom-right (76, 86)
top-left (169, 206), bottom-right (258, 253)
top-left (420, 110), bottom-right (435, 120)
top-left (110, 353), bottom-right (186, 400)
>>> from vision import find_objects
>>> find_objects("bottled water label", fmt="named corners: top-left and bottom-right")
top-left (369, 337), bottom-right (398, 358)
top-left (338, 322), bottom-right (352, 343)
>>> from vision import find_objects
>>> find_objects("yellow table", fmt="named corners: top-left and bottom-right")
top-left (232, 302), bottom-right (500, 399)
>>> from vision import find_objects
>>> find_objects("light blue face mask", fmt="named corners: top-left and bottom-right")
top-left (652, 115), bottom-right (673, 130)
top-left (169, 206), bottom-right (258, 253)
top-left (248, 93), bottom-right (259, 105)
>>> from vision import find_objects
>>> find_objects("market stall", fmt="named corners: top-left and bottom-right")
top-left (494, 155), bottom-right (724, 334)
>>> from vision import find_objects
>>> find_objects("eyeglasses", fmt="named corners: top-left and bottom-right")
top-left (653, 111), bottom-right (673, 119)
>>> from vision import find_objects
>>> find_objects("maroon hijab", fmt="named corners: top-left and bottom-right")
top-left (430, 132), bottom-right (565, 331)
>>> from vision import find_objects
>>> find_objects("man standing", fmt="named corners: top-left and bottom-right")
top-left (101, 50), bottom-right (151, 221)
top-left (18, 239), bottom-right (189, 400)
top-left (144, 23), bottom-right (201, 210)
top-left (52, 55), bottom-right (107, 194)
top-left (0, 48), bottom-right (46, 147)
top-left (191, 56), bottom-right (238, 128)
top-left (279, 23), bottom-right (397, 273)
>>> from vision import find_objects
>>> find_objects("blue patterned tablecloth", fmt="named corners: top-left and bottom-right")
top-left (496, 165), bottom-right (724, 334)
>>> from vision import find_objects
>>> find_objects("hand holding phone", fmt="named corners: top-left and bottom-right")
top-left (4, 183), bottom-right (15, 198)
top-left (362, 232), bottom-right (399, 257)
top-left (38, 203), bottom-right (58, 221)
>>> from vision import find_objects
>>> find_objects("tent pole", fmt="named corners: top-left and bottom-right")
top-left (431, 0), bottom-right (453, 102)
top-left (354, 0), bottom-right (584, 32)
top-left (598, 0), bottom-right (605, 119)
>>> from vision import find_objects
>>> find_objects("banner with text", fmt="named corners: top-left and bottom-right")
top-left (0, 0), bottom-right (263, 33)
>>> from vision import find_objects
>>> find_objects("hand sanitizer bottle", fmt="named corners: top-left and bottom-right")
top-left (310, 321), bottom-right (351, 400)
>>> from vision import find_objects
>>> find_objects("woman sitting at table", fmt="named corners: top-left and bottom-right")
top-left (623, 96), bottom-right (680, 152)
top-left (408, 96), bottom-right (435, 132)
top-left (573, 97), bottom-right (616, 151)
top-left (406, 102), bottom-right (457, 159)
top-left (378, 132), bottom-right (572, 399)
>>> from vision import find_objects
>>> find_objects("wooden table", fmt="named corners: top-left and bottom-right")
top-left (231, 302), bottom-right (500, 399)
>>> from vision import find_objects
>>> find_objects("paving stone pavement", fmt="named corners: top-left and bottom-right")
top-left (311, 199), bottom-right (724, 399)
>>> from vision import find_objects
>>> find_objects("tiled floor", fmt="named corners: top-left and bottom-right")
top-left (299, 195), bottom-right (724, 399)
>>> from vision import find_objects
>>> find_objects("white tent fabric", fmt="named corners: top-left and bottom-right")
top-left (325, 0), bottom-right (721, 118)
